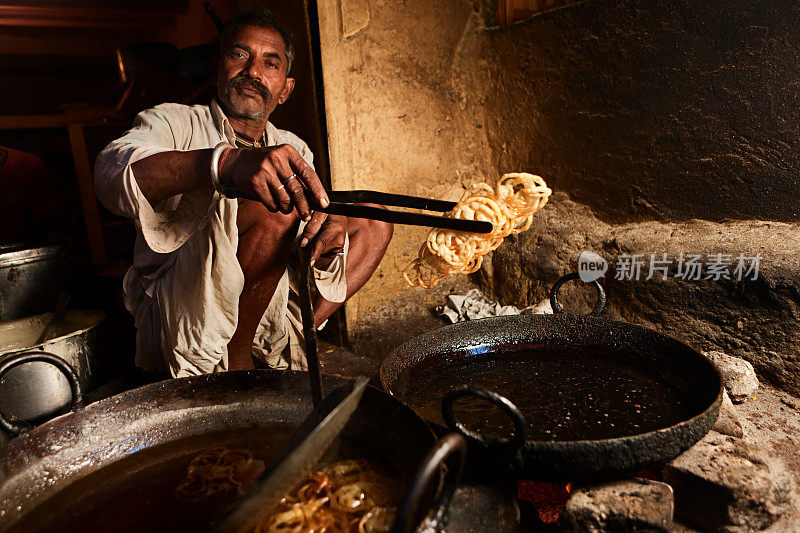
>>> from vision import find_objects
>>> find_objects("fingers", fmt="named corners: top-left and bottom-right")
top-left (299, 210), bottom-right (327, 249)
top-left (266, 177), bottom-right (292, 214)
top-left (265, 145), bottom-right (328, 220)
top-left (306, 215), bottom-right (347, 267)
top-left (283, 147), bottom-right (329, 209)
top-left (249, 167), bottom-right (279, 211)
top-left (225, 144), bottom-right (328, 218)
top-left (282, 171), bottom-right (312, 221)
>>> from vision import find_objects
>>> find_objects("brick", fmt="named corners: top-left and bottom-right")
top-left (562, 478), bottom-right (673, 532)
top-left (663, 431), bottom-right (796, 531)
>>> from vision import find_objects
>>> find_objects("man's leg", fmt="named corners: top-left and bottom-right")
top-left (312, 205), bottom-right (393, 326)
top-left (229, 199), bottom-right (300, 370)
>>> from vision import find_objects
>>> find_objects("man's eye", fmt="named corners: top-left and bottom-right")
top-left (230, 51), bottom-right (246, 59)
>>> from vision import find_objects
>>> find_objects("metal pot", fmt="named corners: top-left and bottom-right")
top-left (0, 243), bottom-right (61, 322)
top-left (0, 310), bottom-right (104, 423)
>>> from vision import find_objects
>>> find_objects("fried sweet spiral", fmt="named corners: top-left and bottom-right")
top-left (175, 447), bottom-right (260, 503)
top-left (403, 172), bottom-right (551, 288)
top-left (256, 459), bottom-right (401, 533)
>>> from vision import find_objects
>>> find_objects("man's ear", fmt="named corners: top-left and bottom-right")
top-left (278, 77), bottom-right (295, 105)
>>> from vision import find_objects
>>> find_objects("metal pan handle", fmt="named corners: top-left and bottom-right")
top-left (442, 385), bottom-right (527, 454)
top-left (0, 351), bottom-right (84, 436)
top-left (549, 272), bottom-right (607, 316)
top-left (392, 432), bottom-right (466, 533)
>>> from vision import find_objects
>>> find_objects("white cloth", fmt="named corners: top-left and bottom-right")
top-left (94, 100), bottom-right (347, 376)
top-left (437, 289), bottom-right (552, 323)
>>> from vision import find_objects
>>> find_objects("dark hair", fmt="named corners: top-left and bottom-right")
top-left (220, 5), bottom-right (295, 73)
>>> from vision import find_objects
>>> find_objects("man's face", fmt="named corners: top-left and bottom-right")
top-left (217, 24), bottom-right (295, 121)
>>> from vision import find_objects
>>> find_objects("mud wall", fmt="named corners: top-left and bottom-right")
top-left (316, 0), bottom-right (800, 325)
top-left (316, 0), bottom-right (494, 322)
top-left (483, 0), bottom-right (800, 223)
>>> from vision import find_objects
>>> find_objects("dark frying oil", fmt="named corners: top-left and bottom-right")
top-left (11, 426), bottom-right (403, 533)
top-left (407, 347), bottom-right (696, 441)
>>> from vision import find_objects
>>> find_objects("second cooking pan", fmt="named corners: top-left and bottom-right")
top-left (380, 274), bottom-right (723, 481)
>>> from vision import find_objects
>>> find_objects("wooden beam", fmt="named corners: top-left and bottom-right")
top-left (67, 123), bottom-right (108, 269)
top-left (0, 108), bottom-right (121, 130)
top-left (0, 114), bottom-right (67, 130)
top-left (0, 5), bottom-right (176, 29)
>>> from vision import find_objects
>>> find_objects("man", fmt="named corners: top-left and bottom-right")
top-left (95, 6), bottom-right (392, 377)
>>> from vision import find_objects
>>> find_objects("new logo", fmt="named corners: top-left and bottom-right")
top-left (578, 250), bottom-right (608, 282)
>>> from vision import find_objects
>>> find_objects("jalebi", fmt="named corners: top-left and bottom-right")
top-left (403, 172), bottom-right (551, 288)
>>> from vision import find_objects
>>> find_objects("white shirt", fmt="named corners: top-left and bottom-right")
top-left (94, 100), bottom-right (346, 376)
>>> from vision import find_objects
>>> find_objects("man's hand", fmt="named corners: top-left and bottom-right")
top-left (302, 213), bottom-right (347, 269)
top-left (220, 144), bottom-right (329, 221)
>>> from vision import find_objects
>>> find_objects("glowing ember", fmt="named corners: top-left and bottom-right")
top-left (518, 480), bottom-right (571, 524)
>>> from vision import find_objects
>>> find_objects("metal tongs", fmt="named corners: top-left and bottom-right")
top-left (225, 187), bottom-right (494, 234)
top-left (213, 377), bottom-right (371, 533)
top-left (216, 259), bottom-right (466, 533)
top-left (213, 258), bottom-right (370, 532)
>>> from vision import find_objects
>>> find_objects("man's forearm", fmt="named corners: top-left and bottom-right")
top-left (131, 149), bottom-right (215, 204)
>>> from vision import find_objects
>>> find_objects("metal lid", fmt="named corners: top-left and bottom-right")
top-left (0, 244), bottom-right (61, 268)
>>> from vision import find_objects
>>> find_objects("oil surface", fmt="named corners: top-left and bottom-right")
top-left (11, 426), bottom-right (404, 533)
top-left (406, 346), bottom-right (696, 441)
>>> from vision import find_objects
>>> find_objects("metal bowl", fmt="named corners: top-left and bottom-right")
top-left (0, 310), bottom-right (104, 422)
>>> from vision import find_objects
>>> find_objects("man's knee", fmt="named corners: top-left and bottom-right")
top-left (367, 218), bottom-right (393, 251)
top-left (350, 203), bottom-right (393, 252)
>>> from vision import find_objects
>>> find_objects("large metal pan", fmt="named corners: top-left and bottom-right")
top-left (0, 364), bottom-right (462, 532)
top-left (380, 274), bottom-right (723, 481)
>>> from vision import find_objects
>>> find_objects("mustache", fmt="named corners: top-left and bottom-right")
top-left (226, 76), bottom-right (271, 101)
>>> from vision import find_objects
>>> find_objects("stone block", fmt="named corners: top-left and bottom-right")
top-left (340, 0), bottom-right (370, 39)
top-left (713, 389), bottom-right (743, 438)
top-left (703, 351), bottom-right (759, 403)
top-left (520, 299), bottom-right (553, 315)
top-left (443, 482), bottom-right (520, 533)
top-left (663, 431), bottom-right (796, 532)
top-left (561, 477), bottom-right (673, 532)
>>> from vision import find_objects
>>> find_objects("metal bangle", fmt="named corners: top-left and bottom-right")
top-left (211, 142), bottom-right (235, 194)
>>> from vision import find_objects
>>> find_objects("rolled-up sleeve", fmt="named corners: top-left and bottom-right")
top-left (94, 106), bottom-right (215, 254)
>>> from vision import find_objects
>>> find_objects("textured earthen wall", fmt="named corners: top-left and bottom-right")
top-left (317, 0), bottom-right (800, 393)
top-left (318, 0), bottom-right (800, 311)
top-left (483, 0), bottom-right (800, 223)
top-left (316, 0), bottom-right (494, 322)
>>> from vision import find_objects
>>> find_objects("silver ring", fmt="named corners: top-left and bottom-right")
top-left (276, 183), bottom-right (286, 192)
top-left (281, 173), bottom-right (298, 185)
